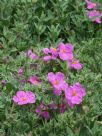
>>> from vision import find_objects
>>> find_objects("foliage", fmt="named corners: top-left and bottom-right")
top-left (0, 0), bottom-right (102, 135)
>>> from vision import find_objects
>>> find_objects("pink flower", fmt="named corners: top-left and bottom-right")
top-left (48, 72), bottom-right (68, 95)
top-left (18, 68), bottom-right (23, 76)
top-left (35, 103), bottom-right (50, 120)
top-left (85, 0), bottom-right (97, 9)
top-left (95, 15), bottom-right (102, 24)
top-left (48, 72), bottom-right (64, 89)
top-left (88, 10), bottom-right (99, 18)
top-left (27, 50), bottom-right (38, 60)
top-left (87, 10), bottom-right (102, 24)
top-left (28, 76), bottom-right (41, 85)
top-left (43, 55), bottom-right (52, 61)
top-left (65, 83), bottom-right (86, 108)
top-left (58, 43), bottom-right (74, 61)
top-left (68, 59), bottom-right (83, 70)
top-left (50, 47), bottom-right (58, 57)
top-left (43, 47), bottom-right (58, 61)
top-left (1, 80), bottom-right (7, 85)
top-left (43, 48), bottom-right (50, 54)
top-left (13, 91), bottom-right (36, 105)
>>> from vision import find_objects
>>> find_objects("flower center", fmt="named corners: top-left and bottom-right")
top-left (72, 61), bottom-right (77, 65)
top-left (34, 80), bottom-right (39, 84)
top-left (53, 48), bottom-right (57, 52)
top-left (72, 90), bottom-right (77, 96)
top-left (54, 80), bottom-right (59, 85)
top-left (62, 49), bottom-right (66, 53)
top-left (22, 97), bottom-right (27, 101)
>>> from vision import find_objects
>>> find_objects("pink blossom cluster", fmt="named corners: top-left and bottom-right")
top-left (4, 44), bottom-right (86, 120)
top-left (85, 0), bottom-right (102, 24)
top-left (35, 80), bottom-right (86, 119)
top-left (48, 72), bottom-right (86, 109)
top-left (58, 43), bottom-right (83, 70)
top-left (43, 42), bottom-right (83, 70)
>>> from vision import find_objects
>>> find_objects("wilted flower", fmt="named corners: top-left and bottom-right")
top-left (27, 49), bottom-right (32, 56)
top-left (40, 111), bottom-right (50, 120)
top-left (58, 42), bottom-right (74, 61)
top-left (27, 49), bottom-right (38, 60)
top-left (28, 76), bottom-right (41, 85)
top-left (35, 103), bottom-right (50, 120)
top-left (48, 102), bottom-right (67, 114)
top-left (13, 91), bottom-right (36, 105)
top-left (68, 59), bottom-right (83, 70)
top-left (18, 68), bottom-right (23, 76)
top-left (48, 72), bottom-right (68, 95)
top-left (48, 103), bottom-right (58, 110)
top-left (1, 80), bottom-right (7, 85)
top-left (65, 83), bottom-right (86, 108)
top-left (59, 102), bottom-right (67, 114)
top-left (53, 89), bottom-right (63, 96)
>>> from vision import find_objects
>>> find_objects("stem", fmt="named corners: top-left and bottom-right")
top-left (10, 103), bottom-right (15, 115)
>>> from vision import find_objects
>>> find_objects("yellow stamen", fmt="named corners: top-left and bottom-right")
top-left (62, 49), bottom-right (66, 53)
top-left (72, 90), bottom-right (77, 96)
top-left (72, 61), bottom-right (77, 65)
top-left (22, 97), bottom-right (27, 101)
top-left (53, 48), bottom-right (57, 52)
top-left (54, 80), bottom-right (59, 85)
